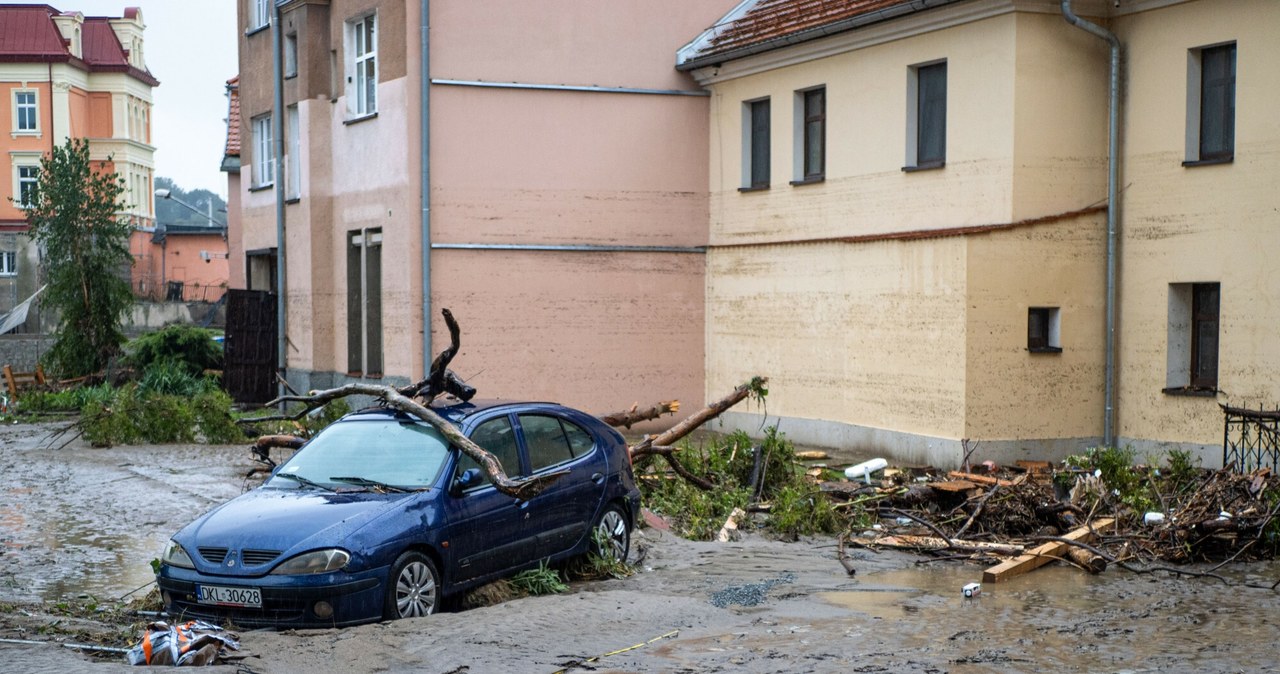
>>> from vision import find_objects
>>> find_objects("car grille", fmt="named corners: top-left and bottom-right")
top-left (241, 549), bottom-right (282, 566)
top-left (198, 547), bottom-right (229, 564)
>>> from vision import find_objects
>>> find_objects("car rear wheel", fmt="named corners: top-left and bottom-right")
top-left (385, 551), bottom-right (440, 620)
top-left (591, 505), bottom-right (630, 563)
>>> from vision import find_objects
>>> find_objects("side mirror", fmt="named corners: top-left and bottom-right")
top-left (450, 468), bottom-right (482, 496)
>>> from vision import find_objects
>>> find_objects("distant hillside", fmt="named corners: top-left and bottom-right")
top-left (155, 176), bottom-right (226, 227)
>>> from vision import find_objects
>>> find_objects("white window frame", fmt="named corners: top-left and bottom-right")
top-left (252, 113), bottom-right (274, 187)
top-left (14, 162), bottom-right (39, 208)
top-left (13, 89), bottom-right (39, 135)
top-left (346, 13), bottom-right (378, 118)
top-left (0, 251), bottom-right (16, 277)
top-left (251, 0), bottom-right (270, 30)
top-left (286, 104), bottom-right (300, 199)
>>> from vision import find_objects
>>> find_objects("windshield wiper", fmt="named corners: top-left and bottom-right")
top-left (274, 473), bottom-right (335, 492)
top-left (329, 476), bottom-right (417, 493)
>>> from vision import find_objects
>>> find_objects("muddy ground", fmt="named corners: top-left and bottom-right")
top-left (3, 421), bottom-right (1280, 673)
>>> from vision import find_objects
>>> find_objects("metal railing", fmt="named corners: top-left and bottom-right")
top-left (1222, 404), bottom-right (1280, 473)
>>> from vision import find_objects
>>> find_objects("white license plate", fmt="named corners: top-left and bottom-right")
top-left (196, 584), bottom-right (262, 607)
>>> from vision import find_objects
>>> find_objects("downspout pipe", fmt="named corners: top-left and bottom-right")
top-left (271, 4), bottom-right (288, 398)
top-left (1061, 0), bottom-right (1120, 447)
top-left (420, 0), bottom-right (432, 378)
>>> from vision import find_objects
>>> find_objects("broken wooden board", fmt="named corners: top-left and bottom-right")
top-left (929, 480), bottom-right (978, 493)
top-left (947, 471), bottom-right (1017, 487)
top-left (872, 534), bottom-right (1024, 556)
top-left (982, 517), bottom-right (1115, 583)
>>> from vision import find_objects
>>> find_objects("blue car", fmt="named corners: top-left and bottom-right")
top-left (156, 400), bottom-right (641, 627)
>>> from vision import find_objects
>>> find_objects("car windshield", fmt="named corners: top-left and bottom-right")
top-left (269, 418), bottom-right (450, 491)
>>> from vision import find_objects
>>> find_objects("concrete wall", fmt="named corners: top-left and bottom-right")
top-left (0, 335), bottom-right (52, 372)
top-left (1111, 0), bottom-right (1280, 467)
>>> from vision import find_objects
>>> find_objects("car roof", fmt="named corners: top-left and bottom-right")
top-left (344, 398), bottom-right (561, 424)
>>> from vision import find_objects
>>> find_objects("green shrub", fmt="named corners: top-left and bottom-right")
top-left (19, 384), bottom-right (114, 413)
top-left (126, 324), bottom-right (223, 376)
top-left (193, 389), bottom-right (244, 444)
top-left (768, 483), bottom-right (844, 538)
top-left (81, 385), bottom-right (143, 447)
top-left (136, 394), bottom-right (197, 444)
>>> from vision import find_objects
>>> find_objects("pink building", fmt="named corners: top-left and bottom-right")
top-left (233, 1), bottom-right (729, 413)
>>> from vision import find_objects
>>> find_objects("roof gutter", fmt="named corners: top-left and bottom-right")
top-left (1061, 0), bottom-right (1120, 448)
top-left (676, 0), bottom-right (964, 71)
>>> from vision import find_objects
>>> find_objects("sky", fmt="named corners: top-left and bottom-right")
top-left (39, 0), bottom-right (239, 198)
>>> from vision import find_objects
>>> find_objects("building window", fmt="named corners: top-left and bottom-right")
top-left (17, 165), bottom-right (38, 207)
top-left (284, 31), bottom-right (298, 78)
top-left (348, 14), bottom-right (377, 117)
top-left (741, 98), bottom-right (770, 190)
top-left (906, 61), bottom-right (946, 170)
top-left (347, 229), bottom-right (383, 377)
top-left (0, 251), bottom-right (16, 277)
top-left (1027, 307), bottom-right (1062, 353)
top-left (286, 105), bottom-right (300, 199)
top-left (791, 87), bottom-right (824, 184)
top-left (1185, 43), bottom-right (1235, 165)
top-left (251, 0), bottom-right (270, 30)
top-left (252, 114), bottom-right (273, 187)
top-left (1166, 282), bottom-right (1219, 392)
top-left (14, 91), bottom-right (37, 133)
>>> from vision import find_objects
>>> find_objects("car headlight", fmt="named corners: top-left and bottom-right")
top-left (162, 540), bottom-right (195, 569)
top-left (270, 549), bottom-right (350, 575)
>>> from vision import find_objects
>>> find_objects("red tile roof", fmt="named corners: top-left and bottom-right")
top-left (224, 76), bottom-right (240, 158)
top-left (681, 0), bottom-right (939, 68)
top-left (0, 4), bottom-right (158, 85)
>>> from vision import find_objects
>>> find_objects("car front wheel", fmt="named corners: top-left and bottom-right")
top-left (591, 504), bottom-right (630, 563)
top-left (385, 551), bottom-right (440, 620)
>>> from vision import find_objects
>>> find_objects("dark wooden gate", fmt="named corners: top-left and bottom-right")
top-left (224, 289), bottom-right (277, 404)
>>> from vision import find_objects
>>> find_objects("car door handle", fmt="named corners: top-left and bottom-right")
top-left (591, 472), bottom-right (605, 485)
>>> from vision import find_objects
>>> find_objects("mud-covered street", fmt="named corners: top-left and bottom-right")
top-left (3, 421), bottom-right (1280, 673)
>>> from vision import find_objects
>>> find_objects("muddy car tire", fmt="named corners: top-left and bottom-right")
top-left (385, 551), bottom-right (440, 620)
top-left (590, 504), bottom-right (631, 563)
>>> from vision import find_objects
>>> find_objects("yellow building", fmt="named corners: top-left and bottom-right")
top-left (679, 0), bottom-right (1278, 468)
top-left (0, 4), bottom-right (158, 324)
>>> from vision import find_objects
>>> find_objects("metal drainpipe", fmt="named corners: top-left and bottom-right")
top-left (420, 0), bottom-right (432, 378)
top-left (271, 4), bottom-right (288, 398)
top-left (1061, 0), bottom-right (1120, 447)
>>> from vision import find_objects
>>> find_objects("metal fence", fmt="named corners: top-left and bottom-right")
top-left (1222, 404), bottom-right (1280, 473)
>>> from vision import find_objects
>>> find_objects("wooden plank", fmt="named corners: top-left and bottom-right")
top-left (947, 471), bottom-right (1017, 487)
top-left (982, 518), bottom-right (1115, 583)
top-left (874, 534), bottom-right (1024, 556)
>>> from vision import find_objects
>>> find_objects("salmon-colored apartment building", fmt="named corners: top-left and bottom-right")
top-left (234, 1), bottom-right (727, 417)
top-left (0, 4), bottom-right (159, 327)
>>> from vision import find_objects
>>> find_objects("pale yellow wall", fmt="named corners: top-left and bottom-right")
top-left (1113, 0), bottom-right (1280, 451)
top-left (707, 238), bottom-right (968, 440)
top-left (1009, 12), bottom-right (1110, 220)
top-left (707, 14), bottom-right (1019, 246)
top-left (964, 215), bottom-right (1106, 440)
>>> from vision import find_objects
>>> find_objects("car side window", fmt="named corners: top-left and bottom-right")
top-left (457, 415), bottom-right (521, 484)
top-left (562, 419), bottom-right (595, 457)
top-left (520, 414), bottom-right (576, 473)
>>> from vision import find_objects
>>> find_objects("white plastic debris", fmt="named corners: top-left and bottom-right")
top-left (962, 582), bottom-right (982, 598)
top-left (1143, 512), bottom-right (1165, 525)
top-left (845, 458), bottom-right (889, 484)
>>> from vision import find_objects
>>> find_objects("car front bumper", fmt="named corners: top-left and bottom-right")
top-left (157, 565), bottom-right (389, 628)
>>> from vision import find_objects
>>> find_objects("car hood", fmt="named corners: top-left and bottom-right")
top-left (175, 487), bottom-right (414, 575)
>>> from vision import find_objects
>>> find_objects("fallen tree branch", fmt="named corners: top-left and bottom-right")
top-left (1027, 536), bottom-right (1229, 583)
top-left (630, 377), bottom-right (767, 457)
top-left (600, 401), bottom-right (680, 429)
top-left (954, 483), bottom-right (1000, 539)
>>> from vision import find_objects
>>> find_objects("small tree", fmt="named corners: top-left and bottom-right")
top-left (24, 138), bottom-right (134, 377)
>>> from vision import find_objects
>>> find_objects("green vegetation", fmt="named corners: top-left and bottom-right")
top-left (1061, 445), bottom-right (1215, 515)
top-left (126, 324), bottom-right (224, 377)
top-left (640, 426), bottom-right (849, 540)
top-left (509, 561), bottom-right (568, 596)
top-left (22, 138), bottom-right (134, 378)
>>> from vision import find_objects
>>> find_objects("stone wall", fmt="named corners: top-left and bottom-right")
top-left (0, 335), bottom-right (52, 372)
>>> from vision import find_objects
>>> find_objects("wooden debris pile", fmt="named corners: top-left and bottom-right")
top-left (824, 459), bottom-right (1280, 583)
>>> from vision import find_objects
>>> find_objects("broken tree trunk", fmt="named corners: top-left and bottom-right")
top-left (627, 377), bottom-right (767, 492)
top-left (630, 377), bottom-right (767, 458)
top-left (600, 401), bottom-right (680, 429)
top-left (871, 534), bottom-right (1025, 557)
top-left (982, 517), bottom-right (1115, 583)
